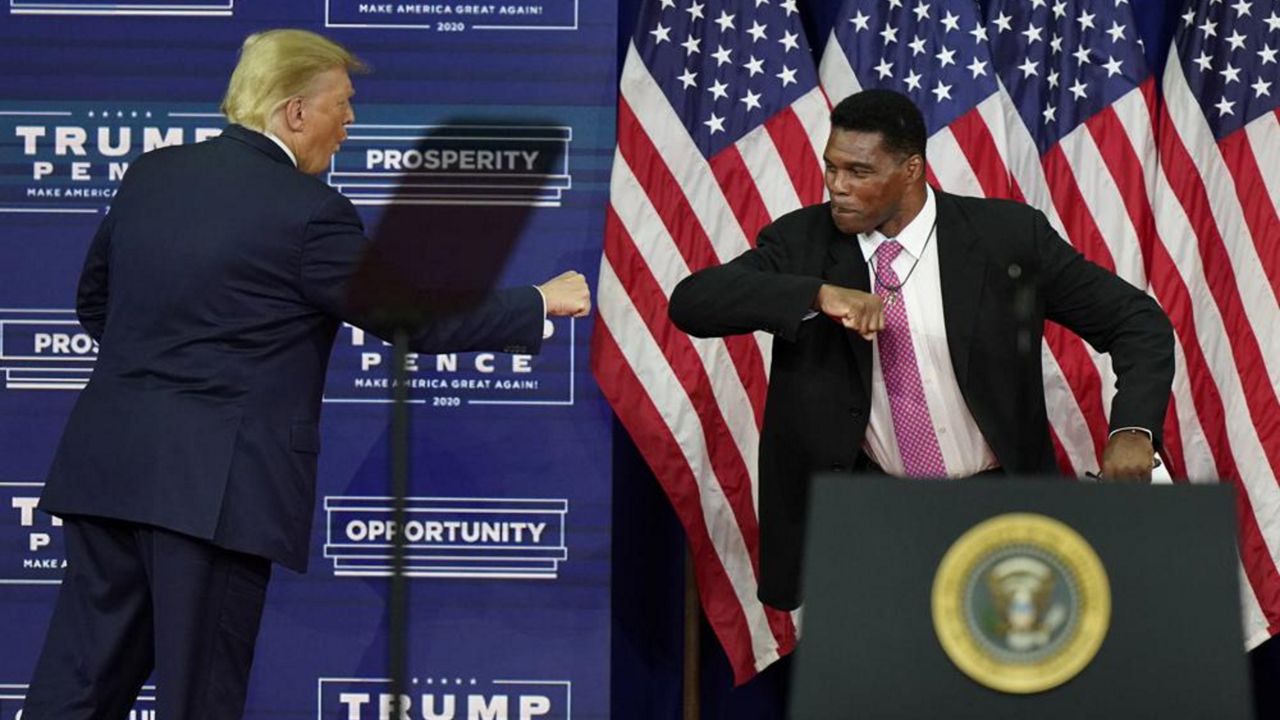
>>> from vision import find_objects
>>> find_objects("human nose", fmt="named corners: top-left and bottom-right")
top-left (826, 169), bottom-right (850, 196)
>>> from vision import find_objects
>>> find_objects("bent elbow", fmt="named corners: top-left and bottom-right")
top-left (667, 276), bottom-right (709, 337)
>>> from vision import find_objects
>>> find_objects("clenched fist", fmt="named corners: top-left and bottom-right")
top-left (814, 283), bottom-right (884, 340)
top-left (1099, 429), bottom-right (1156, 483)
top-left (539, 270), bottom-right (592, 318)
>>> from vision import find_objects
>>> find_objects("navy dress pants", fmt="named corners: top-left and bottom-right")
top-left (22, 515), bottom-right (272, 720)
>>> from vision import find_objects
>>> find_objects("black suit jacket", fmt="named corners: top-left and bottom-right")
top-left (668, 190), bottom-right (1174, 610)
top-left (40, 125), bottom-right (544, 571)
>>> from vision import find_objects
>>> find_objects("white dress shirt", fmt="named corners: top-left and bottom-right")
top-left (858, 187), bottom-right (1000, 477)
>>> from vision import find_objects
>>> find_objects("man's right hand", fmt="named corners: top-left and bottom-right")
top-left (815, 283), bottom-right (884, 340)
top-left (539, 270), bottom-right (592, 318)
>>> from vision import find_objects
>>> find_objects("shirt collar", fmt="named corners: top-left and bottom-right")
top-left (262, 129), bottom-right (298, 168)
top-left (856, 185), bottom-right (937, 263)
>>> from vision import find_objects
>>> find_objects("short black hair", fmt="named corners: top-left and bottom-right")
top-left (829, 89), bottom-right (927, 160)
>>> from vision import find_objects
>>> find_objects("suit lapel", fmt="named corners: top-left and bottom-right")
top-left (823, 227), bottom-right (873, 392)
top-left (935, 190), bottom-right (986, 387)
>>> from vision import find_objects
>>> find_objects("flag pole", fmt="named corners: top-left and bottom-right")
top-left (683, 544), bottom-right (701, 720)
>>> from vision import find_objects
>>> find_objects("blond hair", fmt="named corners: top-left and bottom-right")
top-left (220, 29), bottom-right (367, 131)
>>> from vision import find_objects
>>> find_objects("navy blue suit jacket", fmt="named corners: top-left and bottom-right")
top-left (40, 125), bottom-right (544, 571)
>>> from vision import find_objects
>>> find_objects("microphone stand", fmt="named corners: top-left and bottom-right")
top-left (389, 328), bottom-right (411, 715)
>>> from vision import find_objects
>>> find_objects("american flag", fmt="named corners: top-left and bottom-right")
top-left (590, 0), bottom-right (830, 682)
top-left (1154, 0), bottom-right (1280, 649)
top-left (822, 0), bottom-right (1280, 651)
top-left (822, 0), bottom-right (1280, 650)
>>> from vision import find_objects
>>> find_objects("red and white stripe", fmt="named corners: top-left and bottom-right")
top-left (591, 40), bottom-right (831, 683)
top-left (1154, 55), bottom-right (1280, 649)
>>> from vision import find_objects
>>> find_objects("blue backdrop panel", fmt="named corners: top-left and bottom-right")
top-left (0, 2), bottom-right (617, 718)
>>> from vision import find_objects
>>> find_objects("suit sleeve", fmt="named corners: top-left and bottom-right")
top-left (668, 221), bottom-right (824, 342)
top-left (75, 211), bottom-right (115, 341)
top-left (1033, 210), bottom-right (1174, 445)
top-left (299, 193), bottom-right (544, 355)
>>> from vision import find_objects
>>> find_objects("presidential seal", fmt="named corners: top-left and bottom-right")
top-left (931, 513), bottom-right (1110, 694)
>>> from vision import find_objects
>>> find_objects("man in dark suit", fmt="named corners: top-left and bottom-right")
top-left (668, 89), bottom-right (1173, 612)
top-left (23, 29), bottom-right (591, 719)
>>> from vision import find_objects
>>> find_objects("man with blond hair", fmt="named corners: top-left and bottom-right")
top-left (24, 29), bottom-right (590, 719)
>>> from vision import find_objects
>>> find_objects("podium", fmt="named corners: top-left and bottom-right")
top-left (788, 475), bottom-right (1252, 719)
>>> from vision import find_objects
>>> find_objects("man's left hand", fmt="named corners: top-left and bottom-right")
top-left (1100, 430), bottom-right (1156, 483)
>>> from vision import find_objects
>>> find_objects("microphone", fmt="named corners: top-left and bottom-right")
top-left (1008, 262), bottom-right (1036, 359)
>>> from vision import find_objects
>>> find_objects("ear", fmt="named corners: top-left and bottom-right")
top-left (905, 153), bottom-right (925, 182)
top-left (282, 96), bottom-right (306, 133)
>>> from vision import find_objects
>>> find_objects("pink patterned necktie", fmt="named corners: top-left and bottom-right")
top-left (874, 240), bottom-right (948, 478)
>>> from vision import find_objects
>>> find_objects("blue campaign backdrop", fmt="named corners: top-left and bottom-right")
top-left (0, 2), bottom-right (615, 719)
top-left (6, 1), bottom-right (1243, 720)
